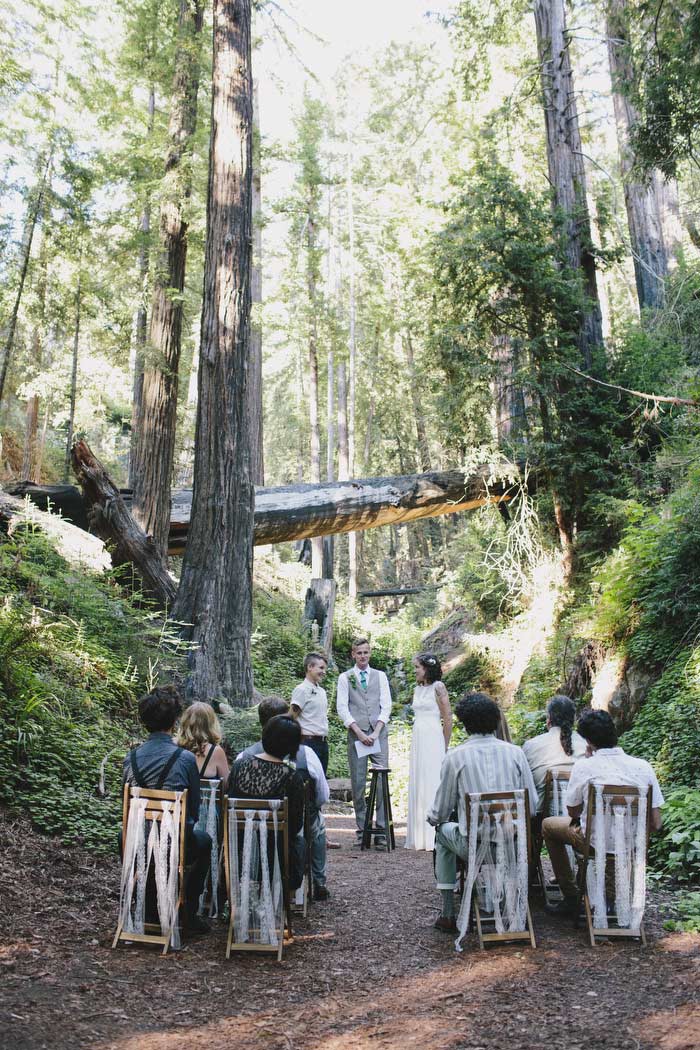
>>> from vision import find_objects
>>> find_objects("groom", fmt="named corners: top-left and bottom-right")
top-left (336, 637), bottom-right (392, 847)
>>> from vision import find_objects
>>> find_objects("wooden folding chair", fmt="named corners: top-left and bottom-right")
top-left (465, 789), bottom-right (537, 950)
top-left (223, 797), bottom-right (292, 961)
top-left (197, 778), bottom-right (224, 916)
top-left (575, 783), bottom-right (652, 946)
top-left (112, 784), bottom-right (187, 956)
top-left (536, 769), bottom-right (572, 905)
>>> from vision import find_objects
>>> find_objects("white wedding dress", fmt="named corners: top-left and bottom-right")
top-left (405, 683), bottom-right (446, 851)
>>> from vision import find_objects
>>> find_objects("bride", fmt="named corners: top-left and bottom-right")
top-left (405, 652), bottom-right (452, 851)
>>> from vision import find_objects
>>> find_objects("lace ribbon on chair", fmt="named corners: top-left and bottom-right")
top-left (118, 788), bottom-right (183, 950)
top-left (229, 800), bottom-right (284, 947)
top-left (455, 791), bottom-right (529, 952)
top-left (586, 782), bottom-right (648, 931)
top-left (196, 780), bottom-right (221, 918)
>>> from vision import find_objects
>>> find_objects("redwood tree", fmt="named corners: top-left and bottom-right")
top-left (173, 0), bottom-right (255, 706)
top-left (131, 0), bottom-right (205, 556)
top-left (533, 0), bottom-right (604, 370)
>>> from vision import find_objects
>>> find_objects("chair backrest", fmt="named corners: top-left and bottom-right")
top-left (543, 768), bottom-right (571, 818)
top-left (583, 782), bottom-right (653, 852)
top-left (122, 783), bottom-right (188, 839)
top-left (465, 789), bottom-right (532, 858)
top-left (225, 796), bottom-right (289, 826)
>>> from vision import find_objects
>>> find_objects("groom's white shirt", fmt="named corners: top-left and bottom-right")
top-left (336, 664), bottom-right (392, 729)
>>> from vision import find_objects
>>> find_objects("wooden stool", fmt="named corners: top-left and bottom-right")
top-left (361, 767), bottom-right (395, 852)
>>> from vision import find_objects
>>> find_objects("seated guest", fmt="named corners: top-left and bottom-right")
top-left (177, 701), bottom-right (230, 781)
top-left (522, 694), bottom-right (587, 812)
top-left (122, 685), bottom-right (212, 934)
top-left (428, 692), bottom-right (537, 933)
top-left (239, 696), bottom-right (331, 899)
top-left (228, 714), bottom-right (306, 890)
top-left (542, 709), bottom-right (664, 916)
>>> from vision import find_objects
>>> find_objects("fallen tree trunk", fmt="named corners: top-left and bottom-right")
top-left (11, 457), bottom-right (521, 559)
top-left (165, 465), bottom-right (517, 555)
top-left (0, 489), bottom-right (110, 572)
top-left (71, 439), bottom-right (177, 607)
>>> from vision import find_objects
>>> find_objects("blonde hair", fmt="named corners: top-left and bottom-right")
top-left (176, 701), bottom-right (222, 755)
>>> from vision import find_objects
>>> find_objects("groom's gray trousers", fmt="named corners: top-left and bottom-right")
top-left (346, 725), bottom-right (389, 835)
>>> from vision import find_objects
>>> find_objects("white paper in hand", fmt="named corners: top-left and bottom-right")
top-left (354, 738), bottom-right (381, 759)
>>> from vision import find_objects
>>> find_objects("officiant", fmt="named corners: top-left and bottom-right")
top-left (336, 637), bottom-right (392, 848)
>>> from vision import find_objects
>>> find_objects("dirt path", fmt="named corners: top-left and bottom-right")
top-left (2, 806), bottom-right (699, 1050)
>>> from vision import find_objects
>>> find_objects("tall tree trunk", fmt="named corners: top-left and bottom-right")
top-left (337, 361), bottom-right (349, 482)
top-left (249, 83), bottom-right (264, 486)
top-left (606, 0), bottom-right (668, 311)
top-left (534, 0), bottom-right (604, 369)
top-left (307, 200), bottom-right (323, 577)
top-left (64, 267), bottom-right (82, 482)
top-left (0, 151), bottom-right (52, 408)
top-left (346, 134), bottom-right (358, 599)
top-left (22, 218), bottom-right (48, 481)
top-left (129, 85), bottom-right (155, 488)
top-left (404, 330), bottom-right (430, 472)
top-left (172, 0), bottom-right (255, 706)
top-left (131, 0), bottom-right (204, 556)
top-left (323, 347), bottom-right (334, 577)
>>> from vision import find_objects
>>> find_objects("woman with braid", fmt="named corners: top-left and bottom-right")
top-left (522, 694), bottom-right (587, 813)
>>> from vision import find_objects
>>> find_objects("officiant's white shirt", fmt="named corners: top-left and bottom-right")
top-left (336, 665), bottom-right (392, 729)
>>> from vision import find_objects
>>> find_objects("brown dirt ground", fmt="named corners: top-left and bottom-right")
top-left (1, 805), bottom-right (699, 1050)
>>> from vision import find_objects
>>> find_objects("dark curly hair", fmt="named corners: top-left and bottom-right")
top-left (547, 694), bottom-right (576, 756)
top-left (455, 692), bottom-right (501, 735)
top-left (138, 685), bottom-right (183, 732)
top-left (416, 652), bottom-right (442, 684)
top-left (577, 709), bottom-right (618, 750)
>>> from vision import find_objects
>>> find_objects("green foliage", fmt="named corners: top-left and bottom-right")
top-left (628, 1), bottom-right (700, 177)
top-left (443, 649), bottom-right (502, 701)
top-left (595, 474), bottom-right (700, 667)
top-left (650, 788), bottom-right (700, 883)
top-left (664, 891), bottom-right (700, 932)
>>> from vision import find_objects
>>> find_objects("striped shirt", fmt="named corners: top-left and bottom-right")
top-left (428, 734), bottom-right (537, 835)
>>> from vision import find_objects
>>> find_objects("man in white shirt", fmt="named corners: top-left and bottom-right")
top-left (428, 692), bottom-right (537, 932)
top-left (239, 696), bottom-right (331, 899)
top-left (291, 652), bottom-right (330, 773)
top-left (542, 709), bottom-right (664, 915)
top-left (336, 637), bottom-right (392, 847)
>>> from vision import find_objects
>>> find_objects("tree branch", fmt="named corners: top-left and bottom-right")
top-left (563, 363), bottom-right (700, 408)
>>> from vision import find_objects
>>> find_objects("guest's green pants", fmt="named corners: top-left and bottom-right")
top-left (434, 822), bottom-right (469, 890)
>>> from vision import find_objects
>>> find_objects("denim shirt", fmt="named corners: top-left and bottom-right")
top-left (122, 731), bottom-right (200, 827)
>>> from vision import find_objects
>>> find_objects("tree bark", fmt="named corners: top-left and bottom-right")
top-left (131, 0), bottom-right (205, 557)
top-left (22, 198), bottom-right (49, 481)
top-left (70, 439), bottom-right (177, 604)
top-left (323, 347), bottom-right (334, 577)
top-left (64, 267), bottom-right (82, 483)
top-left (346, 134), bottom-right (358, 599)
top-left (249, 83), bottom-right (265, 486)
top-left (166, 466), bottom-right (517, 550)
top-left (0, 151), bottom-right (52, 407)
top-left (303, 577), bottom-right (336, 654)
top-left (172, 0), bottom-right (255, 706)
top-left (606, 0), bottom-right (668, 311)
top-left (534, 0), bottom-right (604, 368)
top-left (306, 200), bottom-right (323, 577)
top-left (129, 85), bottom-right (155, 489)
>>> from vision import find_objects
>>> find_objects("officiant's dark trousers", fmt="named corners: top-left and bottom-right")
top-left (347, 725), bottom-right (389, 835)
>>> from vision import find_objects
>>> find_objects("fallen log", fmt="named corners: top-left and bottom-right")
top-left (359, 587), bottom-right (424, 598)
top-left (70, 439), bottom-right (177, 607)
top-left (11, 460), bottom-right (521, 556)
top-left (0, 489), bottom-right (110, 572)
top-left (166, 465), bottom-right (517, 554)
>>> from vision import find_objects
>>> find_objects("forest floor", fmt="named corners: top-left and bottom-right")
top-left (2, 805), bottom-right (700, 1050)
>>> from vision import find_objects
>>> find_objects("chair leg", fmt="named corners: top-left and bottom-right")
top-left (473, 897), bottom-right (484, 951)
top-left (362, 775), bottom-right (377, 850)
top-left (584, 895), bottom-right (596, 947)
top-left (526, 904), bottom-right (537, 949)
top-left (384, 775), bottom-right (395, 850)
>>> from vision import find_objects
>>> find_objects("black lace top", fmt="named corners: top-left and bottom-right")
top-left (228, 756), bottom-right (305, 836)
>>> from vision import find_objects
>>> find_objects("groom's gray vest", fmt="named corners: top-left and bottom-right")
top-left (344, 669), bottom-right (382, 732)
